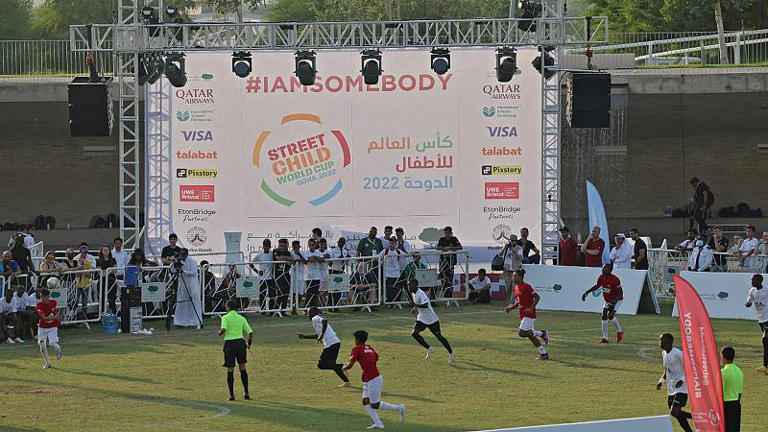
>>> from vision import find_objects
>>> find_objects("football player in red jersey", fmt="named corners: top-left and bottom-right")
top-left (36, 289), bottom-right (62, 369)
top-left (504, 269), bottom-right (550, 360)
top-left (582, 263), bottom-right (625, 343)
top-left (342, 330), bottom-right (405, 429)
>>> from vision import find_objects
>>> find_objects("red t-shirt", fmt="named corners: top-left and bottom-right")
top-left (559, 238), bottom-right (579, 266)
top-left (349, 344), bottom-right (380, 382)
top-left (514, 282), bottom-right (538, 319)
top-left (36, 300), bottom-right (61, 328)
top-left (596, 274), bottom-right (623, 303)
top-left (584, 238), bottom-right (605, 267)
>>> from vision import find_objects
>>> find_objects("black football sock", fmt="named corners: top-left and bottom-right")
top-left (240, 370), bottom-right (249, 395)
top-left (227, 371), bottom-right (234, 398)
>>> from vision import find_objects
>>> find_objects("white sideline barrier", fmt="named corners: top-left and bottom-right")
top-left (521, 265), bottom-right (659, 315)
top-left (672, 271), bottom-right (768, 320)
top-left (470, 415), bottom-right (673, 432)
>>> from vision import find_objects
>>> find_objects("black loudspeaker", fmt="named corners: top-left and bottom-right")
top-left (68, 77), bottom-right (114, 136)
top-left (566, 72), bottom-right (611, 128)
top-left (119, 286), bottom-right (142, 334)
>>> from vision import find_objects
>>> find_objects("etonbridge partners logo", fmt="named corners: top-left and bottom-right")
top-left (252, 113), bottom-right (351, 207)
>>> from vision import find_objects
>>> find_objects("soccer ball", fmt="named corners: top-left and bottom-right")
top-left (46, 277), bottom-right (60, 289)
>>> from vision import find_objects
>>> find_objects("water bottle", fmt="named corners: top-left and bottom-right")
top-left (103, 312), bottom-right (118, 334)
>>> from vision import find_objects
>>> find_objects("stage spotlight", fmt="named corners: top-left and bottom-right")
top-left (517, 0), bottom-right (542, 32)
top-left (141, 6), bottom-right (156, 21)
top-left (165, 53), bottom-right (187, 88)
top-left (232, 51), bottom-right (252, 78)
top-left (495, 47), bottom-right (517, 82)
top-left (145, 56), bottom-right (165, 85)
top-left (361, 49), bottom-right (382, 85)
top-left (166, 4), bottom-right (178, 20)
top-left (532, 50), bottom-right (556, 80)
top-left (430, 48), bottom-right (450, 75)
top-left (294, 50), bottom-right (316, 86)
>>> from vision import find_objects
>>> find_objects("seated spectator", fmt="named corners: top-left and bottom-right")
top-left (609, 233), bottom-right (632, 269)
top-left (676, 229), bottom-right (697, 255)
top-left (738, 226), bottom-right (759, 272)
top-left (727, 235), bottom-right (743, 254)
top-left (519, 227), bottom-right (541, 264)
top-left (467, 269), bottom-right (492, 304)
top-left (349, 261), bottom-right (377, 306)
top-left (558, 227), bottom-right (579, 266)
top-left (200, 260), bottom-right (219, 313)
top-left (581, 226), bottom-right (605, 268)
top-left (218, 265), bottom-right (244, 308)
top-left (708, 227), bottom-right (729, 271)
top-left (688, 235), bottom-right (714, 272)
top-left (128, 248), bottom-right (156, 267)
top-left (0, 289), bottom-right (23, 343)
top-left (61, 247), bottom-right (79, 285)
top-left (11, 285), bottom-right (35, 341)
top-left (2, 250), bottom-right (20, 278)
top-left (38, 250), bottom-right (64, 288)
top-left (401, 252), bottom-right (426, 281)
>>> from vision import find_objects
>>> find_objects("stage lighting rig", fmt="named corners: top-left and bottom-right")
top-left (361, 49), bottom-right (382, 85)
top-left (430, 48), bottom-right (451, 75)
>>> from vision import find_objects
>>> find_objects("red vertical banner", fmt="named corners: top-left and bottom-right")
top-left (673, 275), bottom-right (725, 432)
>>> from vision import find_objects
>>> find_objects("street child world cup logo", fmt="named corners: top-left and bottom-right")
top-left (252, 113), bottom-right (351, 206)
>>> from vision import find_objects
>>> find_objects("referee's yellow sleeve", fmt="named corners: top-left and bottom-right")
top-left (220, 314), bottom-right (229, 331)
top-left (243, 318), bottom-right (253, 334)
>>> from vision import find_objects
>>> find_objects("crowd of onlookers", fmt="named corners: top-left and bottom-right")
top-left (674, 225), bottom-right (767, 273)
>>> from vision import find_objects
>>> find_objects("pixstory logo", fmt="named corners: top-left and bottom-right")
top-left (481, 165), bottom-right (522, 176)
top-left (176, 168), bottom-right (218, 179)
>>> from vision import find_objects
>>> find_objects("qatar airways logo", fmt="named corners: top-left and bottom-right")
top-left (245, 74), bottom-right (452, 94)
top-left (176, 88), bottom-right (214, 104)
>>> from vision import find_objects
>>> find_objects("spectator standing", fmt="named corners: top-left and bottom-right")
top-left (200, 260), bottom-right (218, 313)
top-left (77, 242), bottom-right (98, 268)
top-left (720, 346), bottom-right (743, 432)
top-left (311, 228), bottom-right (323, 243)
top-left (272, 239), bottom-right (293, 312)
top-left (74, 245), bottom-right (94, 322)
top-left (10, 234), bottom-right (34, 287)
top-left (629, 228), bottom-right (649, 270)
top-left (380, 226), bottom-right (394, 249)
top-left (558, 227), bottom-right (579, 266)
top-left (290, 240), bottom-right (306, 311)
top-left (96, 246), bottom-right (117, 314)
top-left (357, 227), bottom-right (384, 258)
top-left (689, 177), bottom-right (712, 233)
top-left (609, 233), bottom-right (632, 270)
top-left (394, 228), bottom-right (411, 253)
top-left (111, 237), bottom-right (130, 278)
top-left (23, 225), bottom-right (36, 249)
top-left (499, 235), bottom-right (523, 302)
top-left (581, 226), bottom-right (605, 268)
top-left (253, 239), bottom-right (276, 312)
top-left (688, 235), bottom-right (713, 272)
top-left (377, 238), bottom-right (404, 303)
top-left (436, 226), bottom-right (462, 298)
top-left (738, 226), bottom-right (759, 272)
top-left (329, 237), bottom-right (352, 309)
top-left (676, 229), bottom-right (698, 255)
top-left (467, 269), bottom-right (492, 304)
top-left (302, 239), bottom-right (326, 308)
top-left (519, 227), bottom-right (541, 264)
top-left (708, 227), bottom-right (730, 271)
top-left (758, 231), bottom-right (768, 274)
top-left (161, 234), bottom-right (182, 267)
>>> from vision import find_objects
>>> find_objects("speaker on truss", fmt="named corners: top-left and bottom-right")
top-left (565, 72), bottom-right (611, 128)
top-left (68, 77), bottom-right (114, 136)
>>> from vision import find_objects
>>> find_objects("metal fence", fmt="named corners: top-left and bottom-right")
top-left (0, 39), bottom-right (114, 77)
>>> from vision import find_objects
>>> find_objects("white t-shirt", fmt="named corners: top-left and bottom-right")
top-left (25, 292), bottom-right (37, 308)
top-left (312, 314), bottom-right (340, 348)
top-left (739, 237), bottom-right (759, 268)
top-left (377, 248), bottom-right (403, 279)
top-left (303, 250), bottom-right (326, 281)
top-left (0, 298), bottom-right (14, 313)
top-left (412, 289), bottom-right (439, 325)
top-left (503, 245), bottom-right (523, 271)
top-left (747, 286), bottom-right (768, 323)
top-left (468, 276), bottom-right (491, 291)
top-left (112, 247), bottom-right (130, 269)
top-left (11, 293), bottom-right (26, 312)
top-left (328, 245), bottom-right (352, 272)
top-left (24, 234), bottom-right (35, 248)
top-left (662, 347), bottom-right (688, 395)
top-left (254, 251), bottom-right (274, 281)
top-left (290, 251), bottom-right (305, 292)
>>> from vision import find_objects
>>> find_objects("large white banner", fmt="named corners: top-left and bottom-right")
top-left (157, 48), bottom-right (542, 257)
top-left (672, 271), bottom-right (766, 320)
top-left (522, 265), bottom-right (651, 315)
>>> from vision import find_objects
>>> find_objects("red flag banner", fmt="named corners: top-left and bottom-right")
top-left (673, 275), bottom-right (724, 432)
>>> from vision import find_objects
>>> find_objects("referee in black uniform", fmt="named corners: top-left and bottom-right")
top-left (218, 300), bottom-right (254, 401)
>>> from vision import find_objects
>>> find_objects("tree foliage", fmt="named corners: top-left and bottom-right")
top-left (585, 0), bottom-right (768, 32)
top-left (267, 0), bottom-right (510, 22)
top-left (0, 0), bottom-right (36, 38)
top-left (33, 0), bottom-right (114, 39)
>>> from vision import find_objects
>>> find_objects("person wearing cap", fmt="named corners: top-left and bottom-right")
top-left (558, 227), bottom-right (579, 266)
top-left (609, 233), bottom-right (632, 270)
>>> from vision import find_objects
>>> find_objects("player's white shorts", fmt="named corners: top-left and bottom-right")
top-left (362, 375), bottom-right (383, 404)
top-left (603, 300), bottom-right (622, 311)
top-left (37, 326), bottom-right (59, 344)
top-left (519, 317), bottom-right (536, 332)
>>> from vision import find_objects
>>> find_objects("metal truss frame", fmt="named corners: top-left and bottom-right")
top-left (73, 0), bottom-right (603, 253)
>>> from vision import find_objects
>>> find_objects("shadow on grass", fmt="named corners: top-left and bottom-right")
top-left (56, 367), bottom-right (158, 384)
top-left (0, 375), bottom-right (464, 432)
top-left (452, 361), bottom-right (542, 377)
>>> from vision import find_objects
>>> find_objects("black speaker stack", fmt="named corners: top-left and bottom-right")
top-left (67, 77), bottom-right (114, 137)
top-left (565, 72), bottom-right (611, 128)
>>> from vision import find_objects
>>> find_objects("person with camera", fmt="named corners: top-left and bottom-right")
top-left (173, 248), bottom-right (203, 329)
top-left (499, 235), bottom-right (523, 303)
top-left (161, 234), bottom-right (182, 327)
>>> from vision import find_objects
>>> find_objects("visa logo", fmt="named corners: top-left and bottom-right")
top-left (182, 130), bottom-right (213, 141)
top-left (487, 126), bottom-right (518, 138)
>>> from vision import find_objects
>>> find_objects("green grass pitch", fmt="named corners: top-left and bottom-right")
top-left (1, 302), bottom-right (766, 432)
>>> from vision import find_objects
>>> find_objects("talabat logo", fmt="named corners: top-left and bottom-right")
top-left (176, 150), bottom-right (217, 160)
top-left (481, 146), bottom-right (523, 157)
top-left (252, 113), bottom-right (351, 207)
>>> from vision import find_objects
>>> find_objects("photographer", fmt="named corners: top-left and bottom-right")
top-left (499, 235), bottom-right (523, 303)
top-left (173, 248), bottom-right (202, 329)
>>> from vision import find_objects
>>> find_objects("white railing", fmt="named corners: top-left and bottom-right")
top-left (0, 39), bottom-right (115, 77)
